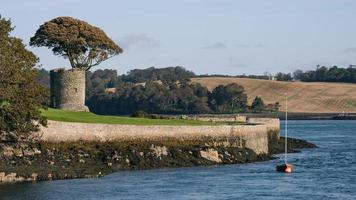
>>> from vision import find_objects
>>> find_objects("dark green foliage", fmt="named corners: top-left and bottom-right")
top-left (292, 69), bottom-right (304, 80)
top-left (266, 102), bottom-right (280, 112)
top-left (35, 67), bottom-right (271, 115)
top-left (35, 68), bottom-right (122, 100)
top-left (275, 72), bottom-right (292, 81)
top-left (208, 83), bottom-right (247, 113)
top-left (36, 66), bottom-right (193, 101)
top-left (0, 16), bottom-right (48, 138)
top-left (87, 81), bottom-right (212, 115)
top-left (122, 66), bottom-right (195, 83)
top-left (37, 68), bottom-right (50, 88)
top-left (30, 16), bottom-right (123, 71)
top-left (198, 74), bottom-right (270, 80)
top-left (86, 69), bottom-right (122, 100)
top-left (131, 110), bottom-right (147, 118)
top-left (130, 111), bottom-right (165, 119)
top-left (86, 81), bottom-right (253, 115)
top-left (251, 96), bottom-right (266, 112)
top-left (293, 65), bottom-right (356, 83)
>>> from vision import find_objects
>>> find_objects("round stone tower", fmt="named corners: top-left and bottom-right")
top-left (50, 68), bottom-right (89, 112)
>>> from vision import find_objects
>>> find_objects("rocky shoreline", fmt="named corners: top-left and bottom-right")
top-left (0, 137), bottom-right (316, 183)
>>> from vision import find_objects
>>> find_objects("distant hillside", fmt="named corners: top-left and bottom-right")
top-left (193, 77), bottom-right (356, 113)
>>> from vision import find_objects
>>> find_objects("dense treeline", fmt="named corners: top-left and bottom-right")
top-left (37, 68), bottom-right (122, 100)
top-left (86, 81), bottom-right (277, 115)
top-left (37, 67), bottom-right (278, 115)
top-left (87, 81), bottom-right (212, 115)
top-left (85, 69), bottom-right (123, 100)
top-left (198, 65), bottom-right (356, 83)
top-left (122, 66), bottom-right (195, 83)
top-left (275, 72), bottom-right (293, 81)
top-left (37, 66), bottom-right (195, 99)
top-left (292, 66), bottom-right (356, 83)
top-left (198, 74), bottom-right (270, 80)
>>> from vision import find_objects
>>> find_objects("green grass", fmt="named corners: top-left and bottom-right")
top-left (41, 108), bottom-right (217, 126)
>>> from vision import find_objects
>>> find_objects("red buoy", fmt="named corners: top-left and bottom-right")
top-left (276, 163), bottom-right (293, 173)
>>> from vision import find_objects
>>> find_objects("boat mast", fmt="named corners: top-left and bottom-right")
top-left (285, 93), bottom-right (288, 164)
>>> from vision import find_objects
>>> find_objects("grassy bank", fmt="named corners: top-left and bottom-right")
top-left (41, 108), bottom-right (217, 126)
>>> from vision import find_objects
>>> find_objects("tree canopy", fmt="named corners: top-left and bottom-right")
top-left (0, 16), bottom-right (47, 139)
top-left (30, 16), bottom-right (123, 71)
top-left (275, 72), bottom-right (292, 81)
top-left (122, 66), bottom-right (196, 83)
top-left (293, 65), bottom-right (356, 83)
top-left (36, 67), bottom-right (278, 115)
top-left (209, 83), bottom-right (247, 113)
top-left (251, 96), bottom-right (266, 112)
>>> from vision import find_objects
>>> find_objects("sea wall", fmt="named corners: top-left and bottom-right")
top-left (0, 118), bottom-right (320, 184)
top-left (37, 120), bottom-right (270, 155)
top-left (0, 120), bottom-right (273, 183)
top-left (0, 118), bottom-right (286, 183)
top-left (246, 118), bottom-right (280, 153)
top-left (247, 118), bottom-right (279, 134)
top-left (176, 115), bottom-right (280, 153)
top-left (186, 115), bottom-right (247, 123)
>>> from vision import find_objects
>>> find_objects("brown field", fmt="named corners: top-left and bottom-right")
top-left (192, 77), bottom-right (356, 113)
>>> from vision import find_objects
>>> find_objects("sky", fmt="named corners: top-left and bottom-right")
top-left (2, 0), bottom-right (356, 75)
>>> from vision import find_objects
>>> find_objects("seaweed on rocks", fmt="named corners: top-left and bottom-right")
top-left (269, 136), bottom-right (317, 155)
top-left (0, 136), bottom-right (316, 183)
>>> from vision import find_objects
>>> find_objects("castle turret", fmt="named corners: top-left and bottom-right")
top-left (50, 68), bottom-right (89, 112)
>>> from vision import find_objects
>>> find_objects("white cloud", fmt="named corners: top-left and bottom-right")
top-left (234, 43), bottom-right (249, 48)
top-left (119, 34), bottom-right (160, 50)
top-left (255, 43), bottom-right (268, 48)
top-left (344, 47), bottom-right (356, 53)
top-left (203, 42), bottom-right (227, 49)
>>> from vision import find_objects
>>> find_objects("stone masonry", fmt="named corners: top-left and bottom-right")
top-left (36, 120), bottom-right (278, 155)
top-left (50, 68), bottom-right (89, 112)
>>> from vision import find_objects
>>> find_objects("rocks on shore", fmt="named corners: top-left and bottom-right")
top-left (0, 136), bottom-right (316, 183)
top-left (270, 136), bottom-right (317, 154)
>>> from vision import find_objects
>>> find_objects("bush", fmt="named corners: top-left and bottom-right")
top-left (131, 110), bottom-right (147, 118)
top-left (0, 16), bottom-right (48, 140)
top-left (251, 96), bottom-right (266, 113)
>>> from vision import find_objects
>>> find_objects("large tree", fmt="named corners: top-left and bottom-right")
top-left (30, 16), bottom-right (123, 71)
top-left (209, 83), bottom-right (247, 113)
top-left (0, 16), bottom-right (48, 140)
top-left (251, 96), bottom-right (266, 112)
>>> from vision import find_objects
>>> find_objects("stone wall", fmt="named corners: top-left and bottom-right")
top-left (246, 118), bottom-right (280, 152)
top-left (246, 118), bottom-right (279, 133)
top-left (50, 68), bottom-right (89, 112)
top-left (37, 120), bottom-right (271, 155)
top-left (187, 115), bottom-right (247, 123)
top-left (177, 115), bottom-right (280, 148)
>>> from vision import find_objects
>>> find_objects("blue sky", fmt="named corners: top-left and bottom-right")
top-left (2, 0), bottom-right (356, 75)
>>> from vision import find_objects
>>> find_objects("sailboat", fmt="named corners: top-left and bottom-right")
top-left (276, 94), bottom-right (293, 173)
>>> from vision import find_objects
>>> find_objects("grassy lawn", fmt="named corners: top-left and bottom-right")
top-left (41, 108), bottom-right (217, 126)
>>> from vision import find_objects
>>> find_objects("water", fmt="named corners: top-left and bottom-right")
top-left (1, 120), bottom-right (356, 200)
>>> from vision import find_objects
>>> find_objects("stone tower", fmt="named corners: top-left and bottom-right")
top-left (50, 68), bottom-right (89, 112)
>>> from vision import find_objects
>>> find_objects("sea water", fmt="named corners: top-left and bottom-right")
top-left (0, 120), bottom-right (355, 200)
